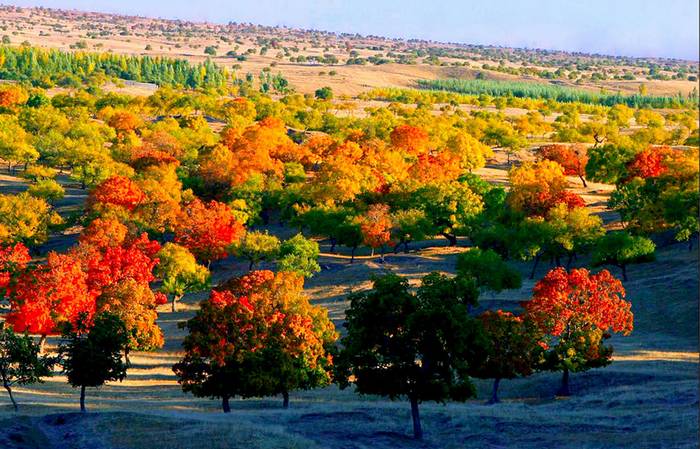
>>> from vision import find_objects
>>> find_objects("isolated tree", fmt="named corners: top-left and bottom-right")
top-left (470, 310), bottom-right (543, 404)
top-left (314, 86), bottom-right (333, 100)
top-left (59, 312), bottom-right (129, 412)
top-left (0, 323), bottom-right (54, 411)
top-left (277, 234), bottom-right (321, 278)
top-left (231, 231), bottom-right (281, 270)
top-left (522, 268), bottom-right (633, 396)
top-left (456, 248), bottom-right (522, 292)
top-left (592, 232), bottom-right (656, 281)
top-left (174, 271), bottom-right (337, 412)
top-left (155, 243), bottom-right (210, 312)
top-left (359, 204), bottom-right (393, 260)
top-left (336, 273), bottom-right (485, 439)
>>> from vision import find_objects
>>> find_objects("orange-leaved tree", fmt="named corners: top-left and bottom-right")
top-left (174, 199), bottom-right (245, 265)
top-left (173, 270), bottom-right (337, 412)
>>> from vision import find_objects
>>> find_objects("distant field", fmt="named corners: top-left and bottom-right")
top-left (417, 78), bottom-right (698, 108)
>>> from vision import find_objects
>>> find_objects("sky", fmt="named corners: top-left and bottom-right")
top-left (7, 0), bottom-right (700, 60)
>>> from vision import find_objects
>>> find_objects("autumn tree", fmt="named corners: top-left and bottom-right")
top-left (470, 311), bottom-right (543, 404)
top-left (0, 322), bottom-right (54, 411)
top-left (538, 144), bottom-right (589, 187)
top-left (6, 252), bottom-right (97, 349)
top-left (155, 243), bottom-right (210, 312)
top-left (359, 204), bottom-right (393, 260)
top-left (87, 175), bottom-right (145, 214)
top-left (336, 273), bottom-right (485, 439)
top-left (0, 114), bottom-right (39, 173)
top-left (0, 192), bottom-right (61, 247)
top-left (592, 232), bottom-right (656, 281)
top-left (175, 199), bottom-right (245, 264)
top-left (231, 231), bottom-right (281, 270)
top-left (585, 144), bottom-right (638, 184)
top-left (59, 312), bottom-right (129, 412)
top-left (507, 160), bottom-right (569, 216)
top-left (522, 268), bottom-right (633, 396)
top-left (390, 124), bottom-right (429, 156)
top-left (96, 279), bottom-right (164, 360)
top-left (174, 271), bottom-right (337, 411)
top-left (0, 243), bottom-right (30, 299)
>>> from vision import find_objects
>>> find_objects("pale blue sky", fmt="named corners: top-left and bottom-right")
top-left (8, 0), bottom-right (700, 60)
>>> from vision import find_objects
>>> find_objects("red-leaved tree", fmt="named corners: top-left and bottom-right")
top-left (175, 199), bottom-right (245, 264)
top-left (522, 268), bottom-right (633, 396)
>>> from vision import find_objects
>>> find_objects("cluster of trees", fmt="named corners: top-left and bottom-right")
top-left (587, 144), bottom-right (699, 251)
top-left (335, 263), bottom-right (633, 438)
top-left (0, 46), bottom-right (227, 88)
top-left (417, 78), bottom-right (698, 109)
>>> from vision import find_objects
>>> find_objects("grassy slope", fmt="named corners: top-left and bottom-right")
top-left (0, 148), bottom-right (697, 449)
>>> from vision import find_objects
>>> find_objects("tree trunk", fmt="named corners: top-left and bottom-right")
top-left (380, 245), bottom-right (385, 263)
top-left (249, 259), bottom-right (255, 271)
top-left (488, 378), bottom-right (501, 404)
top-left (404, 241), bottom-right (410, 253)
top-left (38, 335), bottom-right (47, 354)
top-left (171, 294), bottom-right (182, 313)
top-left (80, 385), bottom-right (86, 412)
top-left (529, 255), bottom-right (540, 280)
top-left (557, 368), bottom-right (570, 397)
top-left (282, 391), bottom-right (289, 409)
top-left (621, 264), bottom-right (628, 282)
top-left (222, 395), bottom-right (231, 413)
top-left (566, 253), bottom-right (574, 270)
top-left (350, 247), bottom-right (356, 264)
top-left (4, 383), bottom-right (17, 412)
top-left (441, 232), bottom-right (457, 246)
top-left (370, 248), bottom-right (374, 257)
top-left (124, 348), bottom-right (131, 367)
top-left (330, 238), bottom-right (336, 253)
top-left (579, 175), bottom-right (587, 188)
top-left (410, 396), bottom-right (423, 440)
